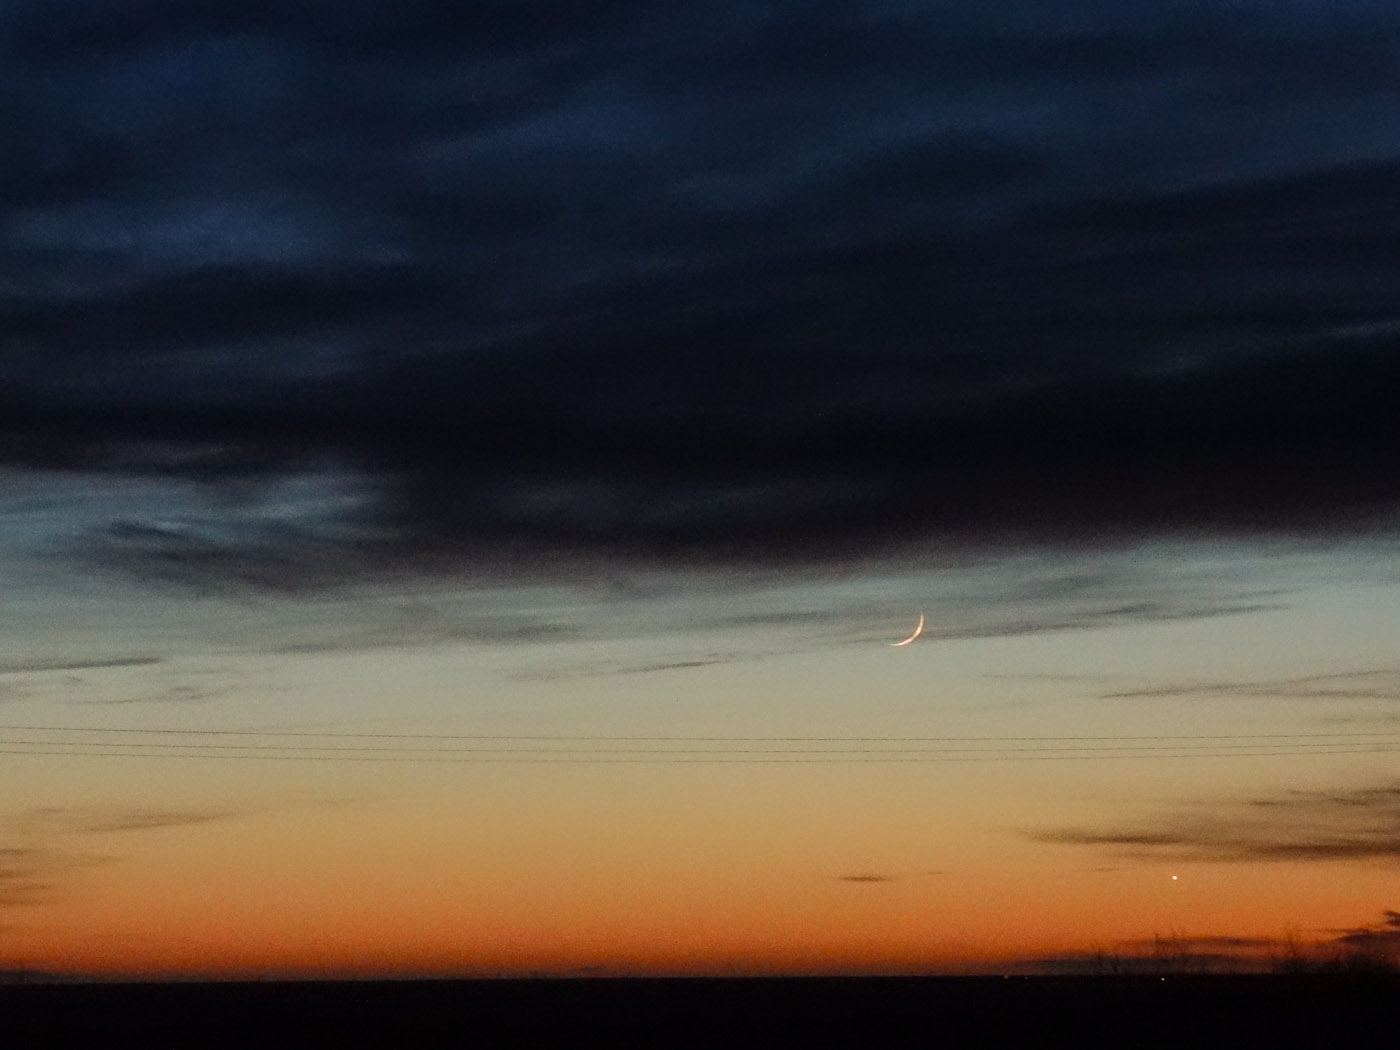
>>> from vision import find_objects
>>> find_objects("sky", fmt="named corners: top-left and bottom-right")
top-left (2, 0), bottom-right (1399, 978)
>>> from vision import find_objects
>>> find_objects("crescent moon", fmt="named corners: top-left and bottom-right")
top-left (890, 612), bottom-right (925, 647)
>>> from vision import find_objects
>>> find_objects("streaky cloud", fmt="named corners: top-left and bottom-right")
top-left (1029, 781), bottom-right (1400, 863)
top-left (0, 656), bottom-right (161, 676)
top-left (1101, 668), bottom-right (1400, 702)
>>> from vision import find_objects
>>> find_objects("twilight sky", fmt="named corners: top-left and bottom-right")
top-left (2, 0), bottom-right (1399, 977)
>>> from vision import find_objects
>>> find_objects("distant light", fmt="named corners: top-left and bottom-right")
top-left (1170, 875), bottom-right (1179, 881)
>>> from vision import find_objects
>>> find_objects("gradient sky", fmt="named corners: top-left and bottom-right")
top-left (2, 0), bottom-right (1399, 978)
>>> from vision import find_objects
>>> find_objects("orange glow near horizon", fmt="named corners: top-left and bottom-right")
top-left (3, 542), bottom-right (1398, 979)
top-left (5, 749), bottom-right (1396, 978)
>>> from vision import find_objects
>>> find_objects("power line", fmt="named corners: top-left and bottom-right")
top-left (2, 725), bottom-right (1395, 763)
top-left (1, 737), bottom-right (1396, 755)
top-left (0, 725), bottom-right (1396, 742)
top-left (0, 744), bottom-right (1396, 764)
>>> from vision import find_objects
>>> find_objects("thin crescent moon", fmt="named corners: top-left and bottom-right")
top-left (890, 612), bottom-right (925, 647)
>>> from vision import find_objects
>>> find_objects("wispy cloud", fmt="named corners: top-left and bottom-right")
top-left (1331, 909), bottom-right (1400, 955)
top-left (1030, 782), bottom-right (1400, 863)
top-left (0, 656), bottom-right (161, 676)
top-left (71, 809), bottom-right (239, 834)
top-left (79, 682), bottom-right (235, 706)
top-left (5, 805), bottom-right (244, 838)
top-left (1101, 668), bottom-right (1400, 702)
top-left (0, 800), bottom-right (357, 907)
top-left (81, 517), bottom-right (373, 596)
top-left (835, 873), bottom-right (896, 884)
top-left (0, 844), bottom-right (107, 908)
top-left (510, 650), bottom-right (758, 682)
top-left (930, 601), bottom-right (1285, 643)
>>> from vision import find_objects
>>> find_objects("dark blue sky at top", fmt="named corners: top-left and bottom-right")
top-left (3, 0), bottom-right (1400, 570)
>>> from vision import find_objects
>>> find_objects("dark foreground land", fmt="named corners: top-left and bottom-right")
top-left (5, 975), bottom-right (1398, 1048)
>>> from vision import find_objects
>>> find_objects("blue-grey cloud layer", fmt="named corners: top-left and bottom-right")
top-left (5, 1), bottom-right (1400, 568)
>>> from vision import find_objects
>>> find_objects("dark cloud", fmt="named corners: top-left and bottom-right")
top-left (0, 807), bottom-right (237, 908)
top-left (79, 517), bottom-right (369, 595)
top-left (0, 656), bottom-right (161, 676)
top-left (475, 557), bottom-right (1279, 680)
top-left (927, 602), bottom-right (1286, 643)
top-left (1317, 910), bottom-right (1400, 968)
top-left (1335, 920), bottom-right (1400, 947)
top-left (514, 655), bottom-right (746, 682)
top-left (1031, 782), bottom-right (1400, 863)
top-left (5, 2), bottom-right (1400, 580)
top-left (0, 845), bottom-right (107, 907)
top-left (1321, 712), bottom-right (1400, 728)
top-left (259, 614), bottom-right (581, 656)
top-left (0, 802), bottom-right (363, 912)
top-left (0, 847), bottom-right (51, 906)
top-left (80, 682), bottom-right (234, 706)
top-left (1102, 668), bottom-right (1400, 703)
top-left (835, 873), bottom-right (895, 883)
top-left (6, 805), bottom-right (241, 837)
top-left (72, 809), bottom-right (236, 834)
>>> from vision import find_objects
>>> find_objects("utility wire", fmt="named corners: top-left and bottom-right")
top-left (1, 745), bottom-right (1396, 764)
top-left (3, 725), bottom-right (1396, 763)
top-left (1, 737), bottom-right (1396, 754)
top-left (0, 725), bottom-right (1396, 742)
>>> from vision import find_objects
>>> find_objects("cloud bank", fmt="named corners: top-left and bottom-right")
top-left (5, 2), bottom-right (1400, 580)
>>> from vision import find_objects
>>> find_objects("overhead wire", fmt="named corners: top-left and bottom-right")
top-left (0, 725), bottom-right (1397, 742)
top-left (0, 747), bottom-right (1397, 763)
top-left (0, 724), bottom-right (1396, 763)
